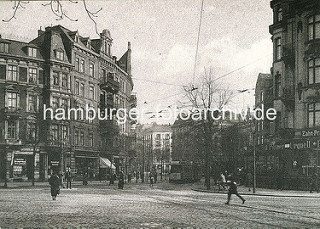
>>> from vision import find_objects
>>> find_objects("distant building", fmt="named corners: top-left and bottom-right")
top-left (135, 123), bottom-right (172, 176)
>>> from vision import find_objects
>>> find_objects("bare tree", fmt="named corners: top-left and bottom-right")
top-left (2, 0), bottom-right (102, 35)
top-left (183, 67), bottom-right (234, 190)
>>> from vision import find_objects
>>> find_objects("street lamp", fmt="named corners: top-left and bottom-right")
top-left (249, 119), bottom-right (257, 194)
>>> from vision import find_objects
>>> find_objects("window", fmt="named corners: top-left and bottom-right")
top-left (89, 63), bottom-right (94, 77)
top-left (73, 83), bottom-right (79, 98)
top-left (89, 133), bottom-right (93, 147)
top-left (276, 8), bottom-right (282, 23)
top-left (62, 73), bottom-right (68, 88)
top-left (51, 124), bottom-right (59, 141)
top-left (308, 103), bottom-right (320, 128)
top-left (89, 85), bottom-right (94, 99)
top-left (55, 50), bottom-right (64, 61)
top-left (275, 38), bottom-right (281, 61)
top-left (28, 68), bottom-right (37, 83)
top-left (7, 92), bottom-right (19, 108)
top-left (108, 44), bottom-right (111, 55)
top-left (308, 14), bottom-right (320, 41)
top-left (27, 122), bottom-right (36, 141)
top-left (7, 120), bottom-right (17, 139)
top-left (62, 125), bottom-right (68, 141)
top-left (75, 57), bottom-right (80, 71)
top-left (308, 58), bottom-right (320, 85)
top-left (275, 74), bottom-right (281, 97)
top-left (28, 47), bottom-right (37, 57)
top-left (80, 59), bottom-right (85, 73)
top-left (53, 72), bottom-right (59, 86)
top-left (80, 131), bottom-right (84, 145)
top-left (260, 91), bottom-right (264, 102)
top-left (0, 42), bottom-right (9, 53)
top-left (61, 98), bottom-right (68, 110)
top-left (28, 94), bottom-right (37, 112)
top-left (80, 83), bottom-right (85, 97)
top-left (7, 65), bottom-right (17, 81)
top-left (102, 69), bottom-right (106, 79)
top-left (74, 130), bottom-right (79, 145)
top-left (52, 97), bottom-right (59, 109)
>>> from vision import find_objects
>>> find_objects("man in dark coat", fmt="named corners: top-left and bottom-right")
top-left (225, 176), bottom-right (246, 205)
top-left (65, 168), bottom-right (72, 189)
top-left (49, 172), bottom-right (60, 200)
top-left (118, 171), bottom-right (124, 189)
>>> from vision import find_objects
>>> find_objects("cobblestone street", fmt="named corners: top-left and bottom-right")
top-left (1, 182), bottom-right (320, 228)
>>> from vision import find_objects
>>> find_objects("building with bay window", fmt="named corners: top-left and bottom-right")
top-left (254, 0), bottom-right (320, 190)
top-left (0, 25), bottom-right (136, 183)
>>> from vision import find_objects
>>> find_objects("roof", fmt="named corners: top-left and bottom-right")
top-left (0, 38), bottom-right (44, 60)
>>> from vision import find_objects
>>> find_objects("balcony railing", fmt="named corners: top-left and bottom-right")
top-left (100, 76), bottom-right (119, 94)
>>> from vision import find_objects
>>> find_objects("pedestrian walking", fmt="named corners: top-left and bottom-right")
top-left (219, 172), bottom-right (227, 191)
top-left (225, 176), bottom-right (246, 205)
top-left (118, 171), bottom-right (124, 189)
top-left (83, 172), bottom-right (88, 185)
top-left (149, 171), bottom-right (154, 187)
top-left (48, 172), bottom-right (60, 200)
top-left (65, 168), bottom-right (72, 189)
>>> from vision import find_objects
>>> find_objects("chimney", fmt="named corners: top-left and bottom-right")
top-left (127, 41), bottom-right (131, 76)
top-left (38, 26), bottom-right (45, 37)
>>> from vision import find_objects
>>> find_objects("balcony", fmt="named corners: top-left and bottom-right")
top-left (99, 76), bottom-right (119, 94)
top-left (130, 93), bottom-right (137, 108)
top-left (99, 119), bottom-right (119, 135)
top-left (281, 86), bottom-right (295, 109)
top-left (282, 44), bottom-right (294, 66)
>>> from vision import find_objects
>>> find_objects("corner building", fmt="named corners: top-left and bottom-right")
top-left (0, 25), bottom-right (135, 182)
top-left (260, 0), bottom-right (320, 189)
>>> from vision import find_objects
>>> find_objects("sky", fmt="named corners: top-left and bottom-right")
top-left (0, 0), bottom-right (273, 124)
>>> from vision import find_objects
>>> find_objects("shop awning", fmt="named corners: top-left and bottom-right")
top-left (99, 157), bottom-right (116, 169)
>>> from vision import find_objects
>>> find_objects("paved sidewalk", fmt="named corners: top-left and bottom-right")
top-left (191, 183), bottom-right (320, 198)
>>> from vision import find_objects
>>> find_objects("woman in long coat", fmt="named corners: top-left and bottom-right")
top-left (49, 172), bottom-right (60, 200)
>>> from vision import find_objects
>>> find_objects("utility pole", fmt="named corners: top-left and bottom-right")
top-left (142, 136), bottom-right (145, 183)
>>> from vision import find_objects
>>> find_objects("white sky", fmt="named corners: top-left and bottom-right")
top-left (0, 0), bottom-right (273, 124)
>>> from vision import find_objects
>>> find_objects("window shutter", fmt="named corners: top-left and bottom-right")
top-left (39, 70), bottom-right (44, 84)
top-left (0, 65), bottom-right (6, 80)
top-left (19, 67), bottom-right (27, 82)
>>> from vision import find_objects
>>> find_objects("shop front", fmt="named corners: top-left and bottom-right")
top-left (74, 152), bottom-right (99, 181)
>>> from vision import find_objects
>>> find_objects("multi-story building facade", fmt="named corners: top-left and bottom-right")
top-left (0, 25), bottom-right (136, 182)
top-left (255, 0), bottom-right (320, 189)
top-left (135, 123), bottom-right (172, 178)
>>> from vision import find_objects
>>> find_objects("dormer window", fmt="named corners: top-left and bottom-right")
top-left (28, 47), bottom-right (37, 57)
top-left (55, 50), bottom-right (64, 61)
top-left (0, 42), bottom-right (9, 53)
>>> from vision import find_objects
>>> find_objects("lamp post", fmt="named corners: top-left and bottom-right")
top-left (249, 120), bottom-right (256, 194)
top-left (3, 140), bottom-right (8, 188)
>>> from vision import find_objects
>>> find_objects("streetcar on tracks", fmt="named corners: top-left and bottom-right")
top-left (169, 161), bottom-right (202, 183)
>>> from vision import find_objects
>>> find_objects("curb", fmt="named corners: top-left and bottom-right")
top-left (191, 188), bottom-right (320, 198)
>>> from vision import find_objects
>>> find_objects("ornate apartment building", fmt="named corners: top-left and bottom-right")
top-left (0, 25), bottom-right (136, 182)
top-left (253, 0), bottom-right (320, 189)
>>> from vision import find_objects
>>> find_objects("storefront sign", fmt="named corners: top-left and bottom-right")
top-left (51, 160), bottom-right (60, 166)
top-left (14, 158), bottom-right (26, 165)
top-left (301, 129), bottom-right (320, 137)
